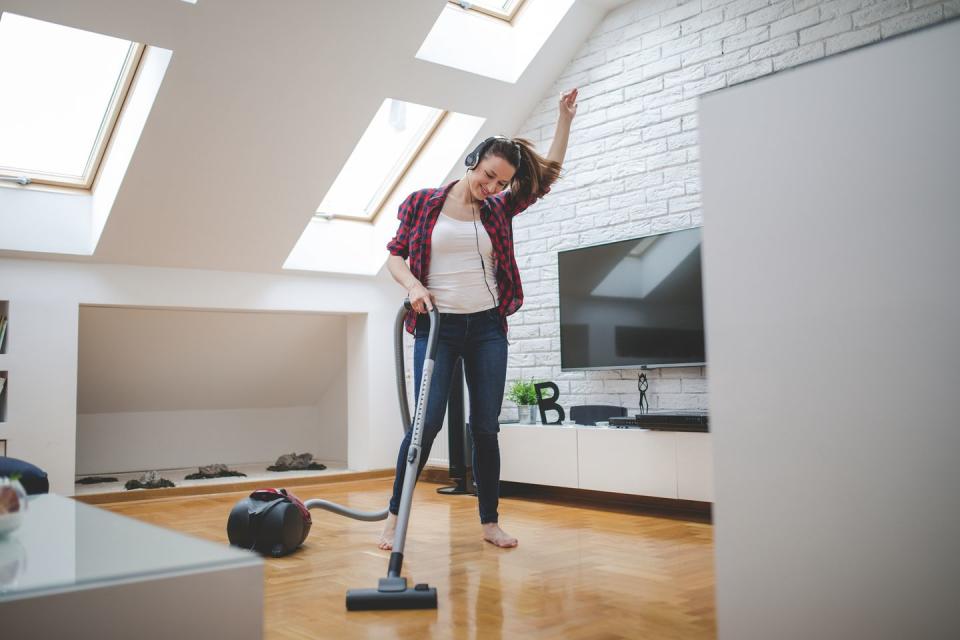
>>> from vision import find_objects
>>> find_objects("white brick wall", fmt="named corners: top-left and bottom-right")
top-left (506, 0), bottom-right (953, 421)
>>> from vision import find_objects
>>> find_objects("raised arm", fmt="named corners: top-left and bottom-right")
top-left (502, 89), bottom-right (578, 217)
top-left (547, 88), bottom-right (578, 166)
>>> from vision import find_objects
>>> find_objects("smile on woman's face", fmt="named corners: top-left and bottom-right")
top-left (469, 155), bottom-right (516, 201)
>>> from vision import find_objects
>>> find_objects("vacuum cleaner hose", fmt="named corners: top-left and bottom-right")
top-left (304, 301), bottom-right (432, 524)
top-left (304, 499), bottom-right (388, 521)
top-left (395, 303), bottom-right (412, 433)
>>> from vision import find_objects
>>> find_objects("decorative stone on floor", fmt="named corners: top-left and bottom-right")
top-left (125, 470), bottom-right (175, 490)
top-left (76, 476), bottom-right (119, 485)
top-left (267, 453), bottom-right (327, 472)
top-left (184, 463), bottom-right (247, 480)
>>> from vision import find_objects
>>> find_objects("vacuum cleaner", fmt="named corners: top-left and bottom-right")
top-left (226, 300), bottom-right (439, 610)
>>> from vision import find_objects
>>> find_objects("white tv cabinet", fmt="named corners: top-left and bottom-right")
top-left (498, 424), bottom-right (713, 502)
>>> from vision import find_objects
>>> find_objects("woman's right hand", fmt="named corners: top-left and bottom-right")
top-left (407, 282), bottom-right (435, 314)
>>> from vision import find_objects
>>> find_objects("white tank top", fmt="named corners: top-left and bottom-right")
top-left (428, 213), bottom-right (499, 313)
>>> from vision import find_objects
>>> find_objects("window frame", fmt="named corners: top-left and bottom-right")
top-left (446, 0), bottom-right (527, 23)
top-left (317, 107), bottom-right (448, 223)
top-left (0, 25), bottom-right (145, 191)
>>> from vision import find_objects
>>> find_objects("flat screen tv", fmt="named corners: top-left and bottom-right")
top-left (558, 227), bottom-right (705, 370)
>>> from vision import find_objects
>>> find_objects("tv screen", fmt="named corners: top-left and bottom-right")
top-left (558, 227), bottom-right (705, 370)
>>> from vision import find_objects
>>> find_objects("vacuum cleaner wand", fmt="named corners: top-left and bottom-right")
top-left (345, 300), bottom-right (439, 611)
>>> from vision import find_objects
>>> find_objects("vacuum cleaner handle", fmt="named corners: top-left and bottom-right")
top-left (402, 298), bottom-right (440, 340)
top-left (402, 297), bottom-right (439, 321)
top-left (396, 299), bottom-right (440, 434)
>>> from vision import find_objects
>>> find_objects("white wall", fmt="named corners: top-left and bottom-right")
top-left (77, 407), bottom-right (331, 474)
top-left (504, 0), bottom-right (955, 417)
top-left (701, 19), bottom-right (959, 640)
top-left (0, 258), bottom-right (405, 494)
top-left (317, 367), bottom-right (349, 467)
top-left (75, 306), bottom-right (348, 474)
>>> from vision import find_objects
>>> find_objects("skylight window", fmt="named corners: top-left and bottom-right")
top-left (316, 99), bottom-right (444, 221)
top-left (0, 12), bottom-right (142, 189)
top-left (286, 109), bottom-right (485, 275)
top-left (449, 0), bottom-right (526, 22)
top-left (419, 0), bottom-right (574, 83)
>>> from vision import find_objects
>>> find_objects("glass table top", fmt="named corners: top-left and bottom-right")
top-left (0, 494), bottom-right (260, 600)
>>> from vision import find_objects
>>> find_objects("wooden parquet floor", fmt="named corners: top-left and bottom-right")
top-left (99, 477), bottom-right (716, 639)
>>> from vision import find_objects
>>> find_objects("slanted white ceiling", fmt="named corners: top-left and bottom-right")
top-left (0, 0), bottom-right (625, 274)
top-left (77, 305), bottom-right (347, 413)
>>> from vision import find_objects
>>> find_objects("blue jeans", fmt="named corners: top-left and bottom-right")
top-left (388, 308), bottom-right (508, 524)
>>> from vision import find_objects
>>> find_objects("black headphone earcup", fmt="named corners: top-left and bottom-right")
top-left (464, 135), bottom-right (521, 171)
top-left (465, 136), bottom-right (496, 170)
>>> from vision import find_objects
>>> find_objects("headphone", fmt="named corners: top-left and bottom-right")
top-left (465, 135), bottom-right (522, 170)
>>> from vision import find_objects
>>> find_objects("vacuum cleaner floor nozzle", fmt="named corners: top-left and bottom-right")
top-left (346, 577), bottom-right (438, 611)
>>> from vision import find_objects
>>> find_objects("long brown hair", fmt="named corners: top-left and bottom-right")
top-left (484, 137), bottom-right (562, 204)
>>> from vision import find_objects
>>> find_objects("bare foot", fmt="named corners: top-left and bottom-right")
top-left (482, 523), bottom-right (518, 548)
top-left (378, 512), bottom-right (397, 550)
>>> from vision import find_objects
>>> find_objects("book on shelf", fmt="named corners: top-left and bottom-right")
top-left (0, 315), bottom-right (6, 350)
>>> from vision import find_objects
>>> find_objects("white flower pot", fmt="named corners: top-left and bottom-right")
top-left (518, 404), bottom-right (538, 424)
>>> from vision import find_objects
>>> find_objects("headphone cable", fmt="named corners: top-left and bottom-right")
top-left (472, 203), bottom-right (498, 310)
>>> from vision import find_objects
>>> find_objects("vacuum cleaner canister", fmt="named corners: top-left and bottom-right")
top-left (227, 488), bottom-right (312, 557)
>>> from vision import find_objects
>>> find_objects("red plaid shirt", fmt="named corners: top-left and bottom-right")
top-left (387, 180), bottom-right (548, 335)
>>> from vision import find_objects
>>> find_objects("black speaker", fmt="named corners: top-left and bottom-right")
top-left (437, 358), bottom-right (476, 496)
top-left (569, 405), bottom-right (627, 426)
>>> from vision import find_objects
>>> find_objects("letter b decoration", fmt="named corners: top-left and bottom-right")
top-left (534, 382), bottom-right (565, 425)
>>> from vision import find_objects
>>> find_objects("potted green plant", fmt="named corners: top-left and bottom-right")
top-left (508, 379), bottom-right (539, 424)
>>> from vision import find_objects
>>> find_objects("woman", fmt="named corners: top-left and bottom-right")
top-left (381, 88), bottom-right (578, 549)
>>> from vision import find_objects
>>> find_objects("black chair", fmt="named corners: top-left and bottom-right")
top-left (0, 456), bottom-right (50, 495)
top-left (570, 405), bottom-right (627, 426)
